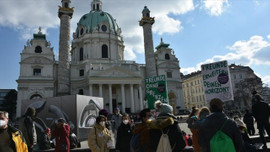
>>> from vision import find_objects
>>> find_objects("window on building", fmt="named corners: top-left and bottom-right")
top-left (64, 2), bottom-right (68, 8)
top-left (93, 4), bottom-right (95, 10)
top-left (97, 4), bottom-right (99, 10)
top-left (102, 45), bottom-right (108, 58)
top-left (239, 74), bottom-right (242, 79)
top-left (80, 48), bottom-right (83, 61)
top-left (30, 94), bottom-right (42, 99)
top-left (78, 89), bottom-right (84, 95)
top-left (146, 13), bottom-right (150, 17)
top-left (167, 72), bottom-right (172, 78)
top-left (35, 46), bottom-right (42, 53)
top-left (165, 54), bottom-right (170, 60)
top-left (101, 25), bottom-right (107, 32)
top-left (80, 69), bottom-right (84, 76)
top-left (234, 74), bottom-right (236, 79)
top-left (80, 28), bottom-right (84, 35)
top-left (33, 69), bottom-right (41, 76)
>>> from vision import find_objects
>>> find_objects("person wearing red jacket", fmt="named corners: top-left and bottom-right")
top-left (52, 118), bottom-right (70, 152)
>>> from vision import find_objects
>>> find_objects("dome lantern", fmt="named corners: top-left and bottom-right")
top-left (91, 0), bottom-right (102, 11)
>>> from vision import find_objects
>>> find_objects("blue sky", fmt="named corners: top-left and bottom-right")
top-left (0, 0), bottom-right (270, 89)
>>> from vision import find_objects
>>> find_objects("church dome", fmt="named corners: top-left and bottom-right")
top-left (76, 10), bottom-right (119, 37)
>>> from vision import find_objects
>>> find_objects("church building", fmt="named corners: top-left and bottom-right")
top-left (17, 0), bottom-right (184, 116)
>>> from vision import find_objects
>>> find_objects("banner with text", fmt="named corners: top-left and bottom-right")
top-left (201, 60), bottom-right (233, 102)
top-left (145, 75), bottom-right (168, 109)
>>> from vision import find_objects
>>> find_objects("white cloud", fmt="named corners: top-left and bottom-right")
top-left (0, 0), bottom-right (195, 61)
top-left (182, 35), bottom-right (270, 77)
top-left (181, 67), bottom-right (197, 75)
top-left (267, 35), bottom-right (270, 39)
top-left (203, 0), bottom-right (229, 16)
top-left (153, 14), bottom-right (182, 35)
top-left (262, 75), bottom-right (270, 86)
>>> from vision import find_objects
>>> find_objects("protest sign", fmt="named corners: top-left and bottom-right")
top-left (201, 60), bottom-right (233, 102)
top-left (145, 75), bottom-right (168, 109)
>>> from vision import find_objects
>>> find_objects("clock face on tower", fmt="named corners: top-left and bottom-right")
top-left (101, 25), bottom-right (107, 32)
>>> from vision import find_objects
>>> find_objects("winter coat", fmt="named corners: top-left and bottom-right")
top-left (111, 114), bottom-right (122, 131)
top-left (252, 101), bottom-right (270, 123)
top-left (116, 123), bottom-right (133, 152)
top-left (147, 114), bottom-right (186, 152)
top-left (198, 112), bottom-right (243, 152)
top-left (132, 122), bottom-right (151, 152)
top-left (52, 123), bottom-right (70, 152)
top-left (243, 112), bottom-right (254, 126)
top-left (19, 116), bottom-right (37, 148)
top-left (9, 125), bottom-right (28, 152)
top-left (88, 123), bottom-right (113, 152)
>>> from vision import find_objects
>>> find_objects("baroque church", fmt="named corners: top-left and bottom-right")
top-left (16, 0), bottom-right (184, 116)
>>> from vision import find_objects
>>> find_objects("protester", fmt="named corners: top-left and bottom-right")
top-left (0, 111), bottom-right (28, 152)
top-left (99, 109), bottom-right (111, 130)
top-left (198, 98), bottom-right (243, 152)
top-left (116, 113), bottom-right (133, 152)
top-left (186, 107), bottom-right (200, 152)
top-left (111, 107), bottom-right (122, 140)
top-left (52, 118), bottom-right (70, 152)
top-left (88, 115), bottom-right (113, 152)
top-left (39, 128), bottom-right (52, 150)
top-left (19, 107), bottom-right (37, 152)
top-left (147, 100), bottom-right (186, 152)
top-left (243, 109), bottom-right (255, 136)
top-left (130, 108), bottom-right (152, 152)
top-left (252, 93), bottom-right (270, 149)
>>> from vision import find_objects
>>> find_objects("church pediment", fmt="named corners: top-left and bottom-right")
top-left (21, 56), bottom-right (54, 64)
top-left (91, 66), bottom-right (141, 78)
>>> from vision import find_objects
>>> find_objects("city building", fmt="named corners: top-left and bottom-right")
top-left (182, 64), bottom-right (263, 111)
top-left (0, 89), bottom-right (12, 109)
top-left (182, 71), bottom-right (207, 110)
top-left (16, 0), bottom-right (184, 117)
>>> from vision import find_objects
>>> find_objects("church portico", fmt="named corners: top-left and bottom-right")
top-left (86, 79), bottom-right (144, 113)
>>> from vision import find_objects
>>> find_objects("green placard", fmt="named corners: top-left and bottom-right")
top-left (145, 75), bottom-right (168, 109)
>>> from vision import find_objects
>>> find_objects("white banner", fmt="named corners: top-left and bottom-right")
top-left (201, 60), bottom-right (233, 102)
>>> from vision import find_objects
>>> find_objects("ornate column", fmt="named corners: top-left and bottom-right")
top-left (139, 84), bottom-right (143, 110)
top-left (89, 84), bottom-right (93, 96)
top-left (130, 84), bottom-right (135, 113)
top-left (121, 84), bottom-right (126, 113)
top-left (109, 84), bottom-right (113, 113)
top-left (99, 84), bottom-right (103, 97)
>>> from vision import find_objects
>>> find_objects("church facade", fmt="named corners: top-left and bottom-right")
top-left (17, 0), bottom-right (184, 116)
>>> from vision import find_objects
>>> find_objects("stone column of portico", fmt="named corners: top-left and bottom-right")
top-left (139, 85), bottom-right (143, 110)
top-left (121, 84), bottom-right (126, 113)
top-left (99, 84), bottom-right (103, 97)
top-left (109, 84), bottom-right (113, 113)
top-left (130, 84), bottom-right (135, 113)
top-left (89, 84), bottom-right (93, 96)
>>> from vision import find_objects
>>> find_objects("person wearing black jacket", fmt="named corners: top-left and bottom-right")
top-left (147, 101), bottom-right (186, 152)
top-left (252, 94), bottom-right (270, 149)
top-left (198, 98), bottom-right (243, 152)
top-left (243, 109), bottom-right (255, 135)
top-left (116, 113), bottom-right (133, 152)
top-left (19, 107), bottom-right (37, 152)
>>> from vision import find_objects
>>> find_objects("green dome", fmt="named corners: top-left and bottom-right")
top-left (76, 10), bottom-right (119, 36)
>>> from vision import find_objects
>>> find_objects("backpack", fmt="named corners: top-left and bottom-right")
top-left (130, 133), bottom-right (143, 152)
top-left (156, 129), bottom-right (172, 152)
top-left (210, 120), bottom-right (236, 152)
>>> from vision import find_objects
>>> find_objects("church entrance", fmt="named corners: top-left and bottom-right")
top-left (112, 99), bottom-right (117, 112)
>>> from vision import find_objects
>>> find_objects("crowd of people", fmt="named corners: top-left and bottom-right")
top-left (0, 90), bottom-right (269, 152)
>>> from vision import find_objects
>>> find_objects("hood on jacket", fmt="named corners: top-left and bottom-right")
top-left (146, 116), bottom-right (174, 130)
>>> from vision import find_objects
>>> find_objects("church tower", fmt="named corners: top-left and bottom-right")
top-left (139, 6), bottom-right (157, 78)
top-left (57, 0), bottom-right (73, 95)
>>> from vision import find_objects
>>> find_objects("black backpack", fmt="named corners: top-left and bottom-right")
top-left (70, 133), bottom-right (81, 149)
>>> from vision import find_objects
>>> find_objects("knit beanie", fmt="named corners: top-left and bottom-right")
top-left (154, 100), bottom-right (173, 116)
